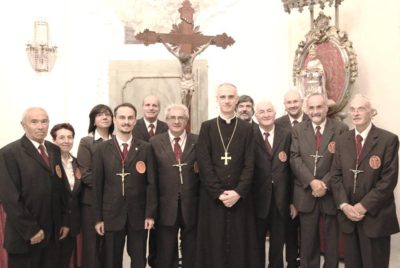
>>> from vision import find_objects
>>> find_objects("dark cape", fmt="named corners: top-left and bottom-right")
top-left (195, 117), bottom-right (260, 268)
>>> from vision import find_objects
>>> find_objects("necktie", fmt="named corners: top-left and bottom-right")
top-left (148, 124), bottom-right (155, 137)
top-left (355, 134), bottom-right (363, 160)
top-left (38, 144), bottom-right (50, 167)
top-left (264, 132), bottom-right (272, 156)
top-left (315, 126), bottom-right (322, 151)
top-left (174, 137), bottom-right (182, 161)
top-left (292, 120), bottom-right (299, 126)
top-left (121, 143), bottom-right (129, 162)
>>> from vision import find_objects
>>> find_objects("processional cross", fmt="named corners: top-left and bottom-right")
top-left (132, 0), bottom-right (235, 128)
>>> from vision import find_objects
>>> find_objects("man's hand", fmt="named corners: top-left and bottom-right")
top-left (59, 226), bottom-right (70, 240)
top-left (289, 204), bottom-right (298, 219)
top-left (144, 218), bottom-right (155, 230)
top-left (30, 229), bottom-right (45, 245)
top-left (310, 179), bottom-right (327, 198)
top-left (219, 190), bottom-right (241, 208)
top-left (95, 221), bottom-right (105, 236)
top-left (342, 204), bottom-right (364, 222)
top-left (353, 203), bottom-right (367, 215)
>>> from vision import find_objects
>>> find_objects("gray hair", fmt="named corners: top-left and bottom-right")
top-left (164, 104), bottom-right (189, 120)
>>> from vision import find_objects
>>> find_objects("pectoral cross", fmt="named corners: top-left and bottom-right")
top-left (172, 159), bottom-right (188, 184)
top-left (350, 164), bottom-right (364, 194)
top-left (116, 167), bottom-right (130, 196)
top-left (221, 151), bottom-right (232, 166)
top-left (310, 151), bottom-right (323, 177)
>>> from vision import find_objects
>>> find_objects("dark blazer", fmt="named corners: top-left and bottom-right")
top-left (77, 135), bottom-right (107, 206)
top-left (92, 136), bottom-right (157, 231)
top-left (133, 118), bottom-right (168, 142)
top-left (290, 118), bottom-right (348, 215)
top-left (64, 156), bottom-right (82, 236)
top-left (150, 132), bottom-right (200, 227)
top-left (252, 124), bottom-right (292, 219)
top-left (331, 125), bottom-right (400, 238)
top-left (275, 113), bottom-right (309, 131)
top-left (0, 136), bottom-right (68, 254)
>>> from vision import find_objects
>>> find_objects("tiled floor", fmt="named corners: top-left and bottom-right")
top-left (129, 232), bottom-right (400, 267)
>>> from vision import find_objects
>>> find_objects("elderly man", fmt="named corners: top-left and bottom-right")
top-left (195, 83), bottom-right (259, 268)
top-left (150, 104), bottom-right (199, 268)
top-left (290, 93), bottom-right (348, 268)
top-left (252, 100), bottom-right (292, 268)
top-left (331, 94), bottom-right (399, 268)
top-left (236, 94), bottom-right (255, 123)
top-left (0, 107), bottom-right (69, 268)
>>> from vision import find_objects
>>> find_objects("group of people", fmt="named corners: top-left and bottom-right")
top-left (0, 83), bottom-right (398, 268)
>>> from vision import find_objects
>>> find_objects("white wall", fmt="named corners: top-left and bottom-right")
top-left (0, 1), bottom-right (399, 213)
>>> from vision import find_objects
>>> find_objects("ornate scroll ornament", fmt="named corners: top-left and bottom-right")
top-left (293, 12), bottom-right (357, 117)
top-left (282, 0), bottom-right (344, 13)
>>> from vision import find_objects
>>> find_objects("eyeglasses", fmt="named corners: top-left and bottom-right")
top-left (167, 116), bottom-right (186, 122)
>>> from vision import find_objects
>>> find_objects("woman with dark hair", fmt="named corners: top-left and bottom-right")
top-left (77, 104), bottom-right (114, 268)
top-left (50, 123), bottom-right (82, 268)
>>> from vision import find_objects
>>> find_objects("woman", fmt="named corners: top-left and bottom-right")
top-left (77, 104), bottom-right (114, 268)
top-left (50, 123), bottom-right (82, 268)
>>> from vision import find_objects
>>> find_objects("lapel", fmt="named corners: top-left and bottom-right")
top-left (284, 115), bottom-right (292, 129)
top-left (21, 135), bottom-right (51, 171)
top-left (272, 124), bottom-right (283, 155)
top-left (319, 118), bottom-right (335, 153)
top-left (158, 132), bottom-right (176, 164)
top-left (345, 129), bottom-right (357, 162)
top-left (109, 136), bottom-right (125, 166)
top-left (359, 124), bottom-right (379, 164)
top-left (136, 119), bottom-right (150, 140)
top-left (125, 137), bottom-right (141, 168)
top-left (253, 124), bottom-right (268, 154)
top-left (181, 133), bottom-right (196, 161)
top-left (71, 157), bottom-right (81, 193)
top-left (303, 121), bottom-right (317, 152)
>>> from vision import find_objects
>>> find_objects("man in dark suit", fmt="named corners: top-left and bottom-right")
top-left (132, 95), bottom-right (168, 267)
top-left (93, 103), bottom-right (157, 268)
top-left (133, 95), bottom-right (169, 142)
top-left (331, 94), bottom-right (399, 268)
top-left (0, 107), bottom-right (69, 268)
top-left (275, 89), bottom-right (308, 268)
top-left (290, 93), bottom-right (348, 268)
top-left (253, 100), bottom-right (292, 268)
top-left (150, 104), bottom-right (199, 268)
top-left (236, 94), bottom-right (255, 124)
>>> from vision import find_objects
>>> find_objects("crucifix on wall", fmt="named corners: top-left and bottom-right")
top-left (131, 0), bottom-right (235, 124)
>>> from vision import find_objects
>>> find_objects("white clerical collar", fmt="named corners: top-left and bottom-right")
top-left (355, 123), bottom-right (372, 142)
top-left (219, 114), bottom-right (236, 124)
top-left (94, 130), bottom-right (111, 141)
top-left (144, 118), bottom-right (158, 129)
top-left (312, 119), bottom-right (327, 134)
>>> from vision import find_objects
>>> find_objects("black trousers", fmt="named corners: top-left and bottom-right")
top-left (299, 204), bottom-right (339, 268)
top-left (104, 224), bottom-right (147, 268)
top-left (81, 204), bottom-right (104, 268)
top-left (343, 223), bottom-right (390, 268)
top-left (284, 215), bottom-right (300, 268)
top-left (156, 199), bottom-right (196, 268)
top-left (8, 239), bottom-right (58, 268)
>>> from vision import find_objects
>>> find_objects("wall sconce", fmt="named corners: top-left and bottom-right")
top-left (26, 21), bottom-right (57, 72)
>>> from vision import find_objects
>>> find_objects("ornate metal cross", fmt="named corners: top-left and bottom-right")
top-left (116, 167), bottom-right (130, 196)
top-left (221, 151), bottom-right (232, 166)
top-left (350, 165), bottom-right (364, 194)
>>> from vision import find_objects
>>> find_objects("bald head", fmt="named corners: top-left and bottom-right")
top-left (283, 90), bottom-right (303, 118)
top-left (349, 94), bottom-right (376, 132)
top-left (21, 107), bottom-right (49, 143)
top-left (216, 83), bottom-right (239, 117)
top-left (142, 95), bottom-right (161, 122)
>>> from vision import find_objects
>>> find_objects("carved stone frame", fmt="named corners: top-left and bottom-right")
top-left (293, 12), bottom-right (357, 117)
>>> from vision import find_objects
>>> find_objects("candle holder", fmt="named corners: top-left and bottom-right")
top-left (26, 21), bottom-right (57, 72)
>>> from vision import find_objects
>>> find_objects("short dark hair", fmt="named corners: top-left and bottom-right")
top-left (88, 104), bottom-right (114, 134)
top-left (236, 95), bottom-right (255, 114)
top-left (114, 103), bottom-right (137, 117)
top-left (50, 123), bottom-right (75, 140)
